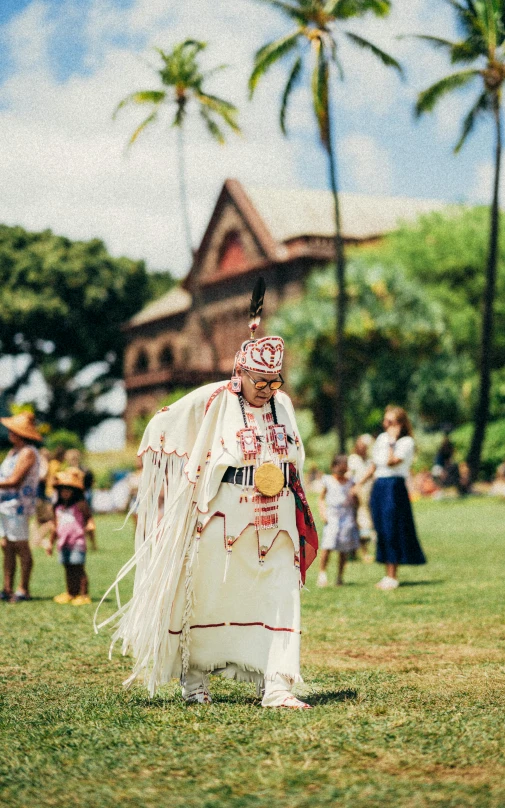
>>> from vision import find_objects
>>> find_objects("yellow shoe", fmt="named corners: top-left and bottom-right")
top-left (53, 592), bottom-right (74, 604)
top-left (71, 595), bottom-right (92, 606)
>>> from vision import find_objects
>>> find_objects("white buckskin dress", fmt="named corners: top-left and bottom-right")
top-left (96, 382), bottom-right (309, 702)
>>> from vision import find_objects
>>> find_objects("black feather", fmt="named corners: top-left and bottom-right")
top-left (248, 277), bottom-right (266, 336)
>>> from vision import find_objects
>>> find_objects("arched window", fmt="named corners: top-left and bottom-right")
top-left (134, 349), bottom-right (149, 374)
top-left (159, 345), bottom-right (174, 368)
top-left (218, 230), bottom-right (247, 272)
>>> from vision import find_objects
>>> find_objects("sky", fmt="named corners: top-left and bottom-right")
top-left (0, 0), bottom-right (496, 279)
top-left (0, 0), bottom-right (497, 449)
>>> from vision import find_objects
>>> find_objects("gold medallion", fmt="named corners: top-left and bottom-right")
top-left (254, 462), bottom-right (285, 497)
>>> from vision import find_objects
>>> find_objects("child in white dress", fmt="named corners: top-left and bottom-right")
top-left (317, 455), bottom-right (360, 587)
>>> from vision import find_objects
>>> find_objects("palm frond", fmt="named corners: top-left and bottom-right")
top-left (404, 34), bottom-right (457, 51)
top-left (450, 39), bottom-right (485, 62)
top-left (197, 93), bottom-right (241, 133)
top-left (484, 0), bottom-right (497, 54)
top-left (202, 64), bottom-right (229, 80)
top-left (280, 56), bottom-right (303, 134)
top-left (323, 32), bottom-right (344, 78)
top-left (455, 90), bottom-right (489, 151)
top-left (325, 0), bottom-right (391, 19)
top-left (345, 32), bottom-right (403, 73)
top-left (249, 30), bottom-right (301, 96)
top-left (113, 90), bottom-right (165, 119)
top-left (128, 111), bottom-right (158, 145)
top-left (200, 108), bottom-right (226, 144)
top-left (311, 37), bottom-right (330, 147)
top-left (252, 0), bottom-right (308, 23)
top-left (403, 33), bottom-right (483, 63)
top-left (415, 69), bottom-right (481, 115)
top-left (444, 0), bottom-right (468, 12)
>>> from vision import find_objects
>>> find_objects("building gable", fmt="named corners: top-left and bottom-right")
top-left (184, 179), bottom-right (281, 291)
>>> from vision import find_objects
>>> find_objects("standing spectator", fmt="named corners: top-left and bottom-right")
top-left (47, 468), bottom-right (94, 605)
top-left (317, 455), bottom-right (360, 587)
top-left (0, 412), bottom-right (41, 602)
top-left (64, 449), bottom-right (95, 505)
top-left (348, 434), bottom-right (375, 562)
top-left (64, 448), bottom-right (96, 549)
top-left (361, 406), bottom-right (426, 590)
top-left (45, 446), bottom-right (66, 501)
top-left (34, 447), bottom-right (53, 548)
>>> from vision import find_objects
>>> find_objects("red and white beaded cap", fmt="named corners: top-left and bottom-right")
top-left (231, 277), bottom-right (284, 377)
top-left (236, 336), bottom-right (284, 375)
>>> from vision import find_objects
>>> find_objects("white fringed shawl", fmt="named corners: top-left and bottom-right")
top-left (94, 382), bottom-right (304, 696)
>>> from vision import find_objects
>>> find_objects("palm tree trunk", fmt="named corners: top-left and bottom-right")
top-left (326, 97), bottom-right (346, 452)
top-left (467, 93), bottom-right (502, 479)
top-left (176, 124), bottom-right (193, 258)
top-left (176, 121), bottom-right (220, 375)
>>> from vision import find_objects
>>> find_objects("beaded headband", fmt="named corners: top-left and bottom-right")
top-left (236, 336), bottom-right (284, 374)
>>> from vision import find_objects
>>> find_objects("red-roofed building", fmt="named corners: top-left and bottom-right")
top-left (123, 179), bottom-right (446, 435)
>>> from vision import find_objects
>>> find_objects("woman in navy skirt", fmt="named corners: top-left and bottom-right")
top-left (360, 406), bottom-right (426, 590)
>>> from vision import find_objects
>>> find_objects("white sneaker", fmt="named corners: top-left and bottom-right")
top-left (317, 571), bottom-right (328, 588)
top-left (376, 576), bottom-right (399, 590)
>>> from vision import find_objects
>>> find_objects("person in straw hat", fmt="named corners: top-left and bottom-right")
top-left (46, 467), bottom-right (95, 606)
top-left (96, 278), bottom-right (318, 708)
top-left (0, 411), bottom-right (41, 603)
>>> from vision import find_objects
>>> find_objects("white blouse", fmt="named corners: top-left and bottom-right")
top-left (372, 432), bottom-right (415, 479)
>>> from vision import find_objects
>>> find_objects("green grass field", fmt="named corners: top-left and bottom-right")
top-left (1, 497), bottom-right (505, 808)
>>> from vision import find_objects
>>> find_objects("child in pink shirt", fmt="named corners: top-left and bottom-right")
top-left (47, 468), bottom-right (95, 605)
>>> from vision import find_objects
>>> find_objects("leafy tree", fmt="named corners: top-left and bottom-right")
top-left (0, 224), bottom-right (149, 438)
top-left (147, 270), bottom-right (177, 302)
top-left (363, 207), bottom-right (505, 364)
top-left (249, 0), bottom-right (401, 451)
top-left (269, 261), bottom-right (444, 436)
top-left (413, 0), bottom-right (505, 478)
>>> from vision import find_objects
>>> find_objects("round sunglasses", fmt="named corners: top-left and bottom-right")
top-left (243, 369), bottom-right (284, 391)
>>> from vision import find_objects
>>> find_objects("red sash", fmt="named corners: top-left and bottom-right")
top-left (288, 463), bottom-right (318, 584)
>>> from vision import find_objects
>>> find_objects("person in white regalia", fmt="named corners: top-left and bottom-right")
top-left (96, 279), bottom-right (318, 708)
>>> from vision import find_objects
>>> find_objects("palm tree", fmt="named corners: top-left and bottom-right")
top-left (414, 0), bottom-right (505, 479)
top-left (249, 0), bottom-right (401, 450)
top-left (115, 40), bottom-right (241, 374)
top-left (115, 39), bottom-right (240, 258)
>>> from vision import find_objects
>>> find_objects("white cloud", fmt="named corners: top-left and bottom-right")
top-left (340, 134), bottom-right (394, 194)
top-left (5, 0), bottom-right (55, 73)
top-left (0, 0), bottom-right (480, 281)
top-left (0, 0), bottom-right (303, 276)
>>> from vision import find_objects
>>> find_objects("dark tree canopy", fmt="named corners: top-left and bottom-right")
top-left (0, 224), bottom-right (151, 437)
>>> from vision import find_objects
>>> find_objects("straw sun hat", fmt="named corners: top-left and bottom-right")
top-left (0, 411), bottom-right (43, 442)
top-left (54, 467), bottom-right (85, 491)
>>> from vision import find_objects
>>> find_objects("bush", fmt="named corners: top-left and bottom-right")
top-left (132, 387), bottom-right (197, 441)
top-left (45, 429), bottom-right (84, 452)
top-left (451, 419), bottom-right (505, 480)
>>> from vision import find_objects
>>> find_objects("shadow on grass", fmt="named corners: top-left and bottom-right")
top-left (27, 596), bottom-right (113, 603)
top-left (399, 580), bottom-right (445, 587)
top-left (307, 688), bottom-right (358, 706)
top-left (134, 693), bottom-right (261, 708)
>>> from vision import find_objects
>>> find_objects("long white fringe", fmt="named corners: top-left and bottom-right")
top-left (94, 450), bottom-right (198, 696)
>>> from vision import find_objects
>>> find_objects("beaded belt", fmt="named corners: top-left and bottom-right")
top-left (222, 464), bottom-right (289, 488)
